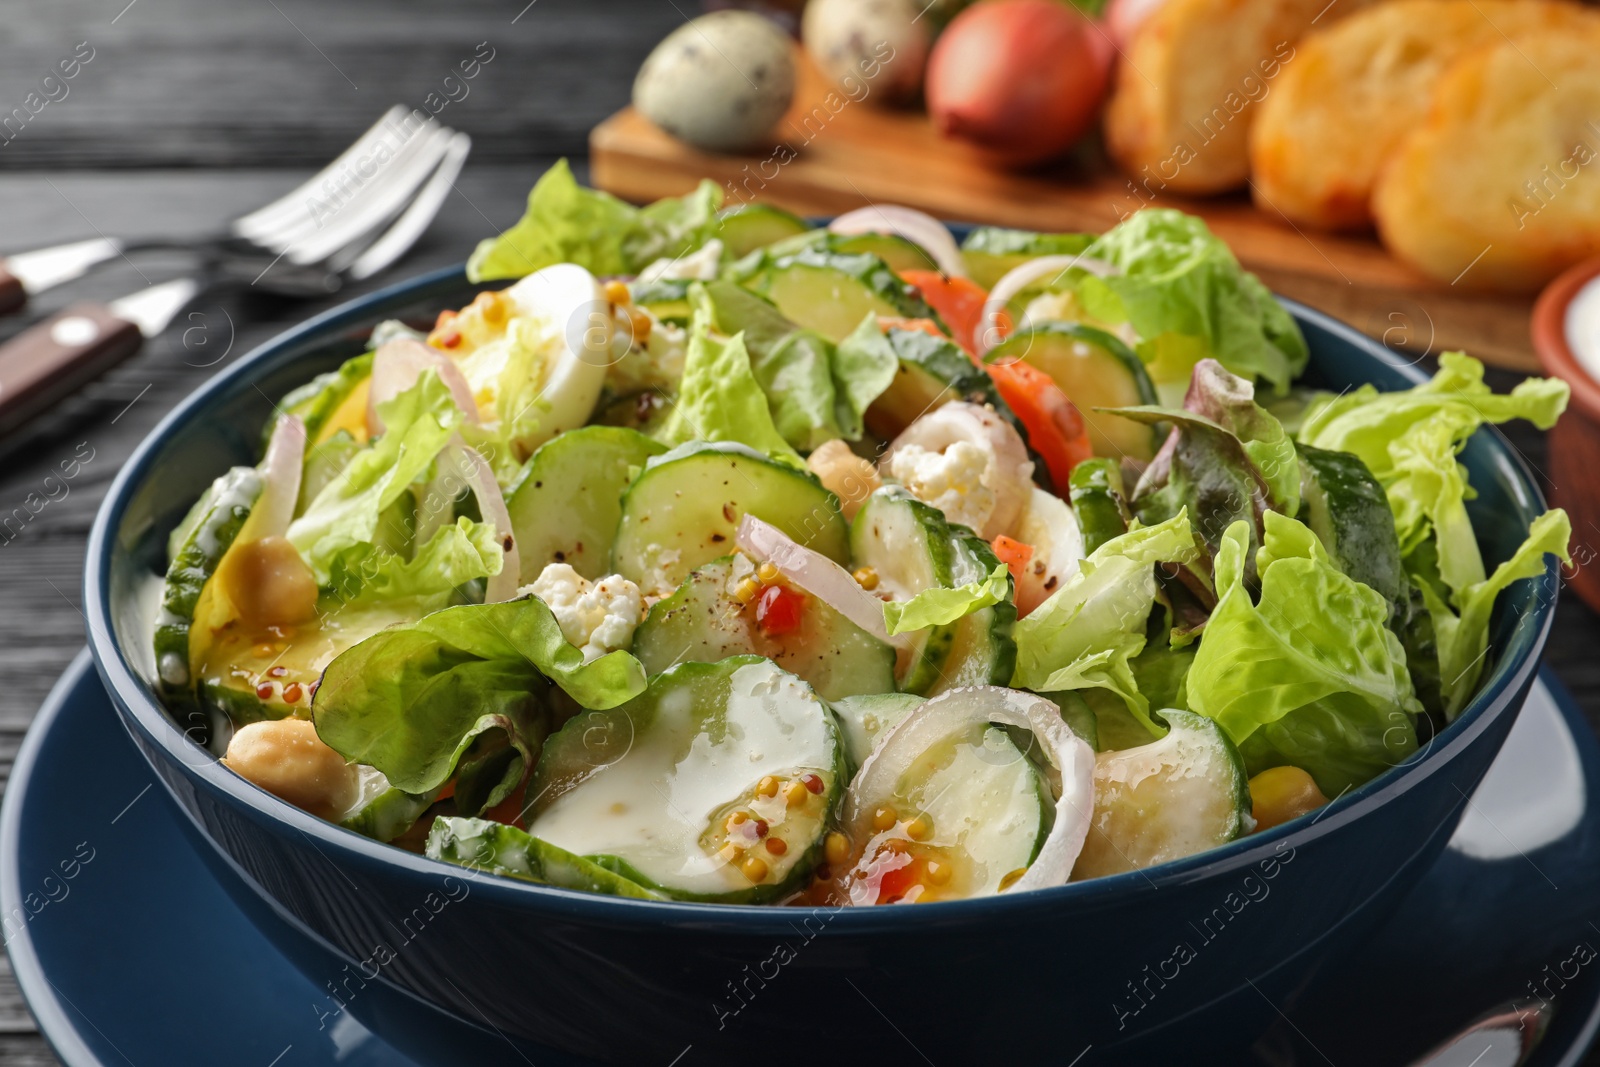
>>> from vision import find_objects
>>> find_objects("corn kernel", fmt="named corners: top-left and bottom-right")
top-left (784, 781), bottom-right (810, 808)
top-left (872, 806), bottom-right (898, 832)
top-left (734, 578), bottom-right (762, 604)
top-left (852, 567), bottom-right (879, 591)
top-left (757, 562), bottom-right (780, 585)
top-left (603, 279), bottom-right (632, 306)
top-left (926, 860), bottom-right (951, 886)
top-left (824, 832), bottom-right (851, 866)
top-left (479, 292), bottom-right (507, 326)
top-left (1249, 766), bottom-right (1328, 832)
top-left (756, 775), bottom-right (780, 798)
top-left (626, 307), bottom-right (653, 344)
top-left (906, 814), bottom-right (933, 841)
top-left (741, 856), bottom-right (769, 882)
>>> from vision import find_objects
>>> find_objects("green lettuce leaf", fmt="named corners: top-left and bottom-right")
top-left (1298, 352), bottom-right (1569, 599)
top-left (1011, 510), bottom-right (1202, 738)
top-left (832, 313), bottom-right (902, 437)
top-left (1118, 358), bottom-right (1301, 556)
top-left (655, 300), bottom-right (800, 462)
top-left (1080, 209), bottom-right (1308, 393)
top-left (467, 159), bottom-right (722, 282)
top-left (1187, 513), bottom-right (1422, 796)
top-left (331, 516), bottom-right (503, 611)
top-left (313, 597), bottom-right (650, 803)
top-left (467, 160), bottom-right (636, 281)
top-left (626, 179), bottom-right (723, 270)
top-left (695, 281), bottom-right (844, 450)
top-left (884, 562), bottom-right (1010, 635)
top-left (1420, 508), bottom-right (1570, 719)
top-left (287, 370), bottom-right (462, 585)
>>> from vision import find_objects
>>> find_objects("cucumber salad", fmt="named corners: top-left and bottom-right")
top-left (156, 160), bottom-right (1573, 906)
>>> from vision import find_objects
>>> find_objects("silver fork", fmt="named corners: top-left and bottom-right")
top-left (0, 105), bottom-right (469, 311)
top-left (0, 107), bottom-right (471, 437)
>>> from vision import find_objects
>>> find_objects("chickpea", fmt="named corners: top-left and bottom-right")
top-left (220, 536), bottom-right (319, 628)
top-left (224, 718), bottom-right (358, 820)
top-left (806, 439), bottom-right (881, 521)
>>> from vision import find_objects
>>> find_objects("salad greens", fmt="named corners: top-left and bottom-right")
top-left (1012, 511), bottom-right (1202, 738)
top-left (161, 162), bottom-right (1571, 908)
top-left (1188, 513), bottom-right (1421, 795)
top-left (654, 302), bottom-right (798, 462)
top-left (467, 159), bottom-right (722, 282)
top-left (1079, 210), bottom-right (1309, 394)
top-left (313, 597), bottom-right (647, 808)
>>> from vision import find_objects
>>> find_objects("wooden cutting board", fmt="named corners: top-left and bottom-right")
top-left (590, 52), bottom-right (1540, 373)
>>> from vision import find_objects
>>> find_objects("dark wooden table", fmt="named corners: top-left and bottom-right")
top-left (0, 1), bottom-right (1596, 1063)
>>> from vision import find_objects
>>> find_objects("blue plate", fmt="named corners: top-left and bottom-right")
top-left (5, 653), bottom-right (1598, 1066)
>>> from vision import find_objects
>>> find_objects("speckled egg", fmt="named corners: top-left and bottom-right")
top-left (802, 0), bottom-right (934, 107)
top-left (633, 11), bottom-right (796, 154)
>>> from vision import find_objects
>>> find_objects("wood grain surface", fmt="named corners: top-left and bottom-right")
top-left (0, 1), bottom-right (1595, 1064)
top-left (592, 51), bottom-right (1542, 372)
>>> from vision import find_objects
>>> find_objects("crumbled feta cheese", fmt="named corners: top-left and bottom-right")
top-left (522, 563), bottom-right (644, 663)
top-left (888, 441), bottom-right (998, 535)
top-left (637, 238), bottom-right (724, 283)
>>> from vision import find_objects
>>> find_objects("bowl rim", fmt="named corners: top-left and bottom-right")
top-left (1532, 254), bottom-right (1600, 422)
top-left (84, 263), bottom-right (1558, 932)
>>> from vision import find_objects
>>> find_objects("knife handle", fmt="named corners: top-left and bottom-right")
top-left (0, 303), bottom-right (143, 438)
top-left (0, 265), bottom-right (23, 316)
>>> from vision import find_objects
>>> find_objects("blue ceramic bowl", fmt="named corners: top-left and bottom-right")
top-left (85, 264), bottom-right (1559, 1063)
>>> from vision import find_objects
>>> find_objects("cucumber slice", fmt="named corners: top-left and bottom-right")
top-left (831, 232), bottom-right (939, 273)
top-left (743, 248), bottom-right (938, 343)
top-left (507, 426), bottom-right (667, 582)
top-left (862, 327), bottom-right (1034, 463)
top-left (989, 324), bottom-right (1160, 461)
top-left (341, 768), bottom-right (440, 842)
top-left (627, 278), bottom-right (693, 324)
top-left (1038, 691), bottom-right (1100, 749)
top-left (298, 430), bottom-right (362, 515)
top-left (426, 817), bottom-right (665, 899)
top-left (851, 487), bottom-right (960, 694)
top-left (611, 441), bottom-right (849, 597)
top-left (527, 657), bottom-right (845, 903)
top-left (1072, 710), bottom-right (1252, 880)
top-left (715, 203), bottom-right (813, 258)
top-left (938, 531), bottom-right (1018, 691)
top-left (1067, 457), bottom-right (1131, 555)
top-left (960, 228), bottom-right (1095, 289)
top-left (838, 687), bottom-right (1097, 903)
top-left (633, 554), bottom-right (896, 701)
top-left (153, 466), bottom-right (263, 694)
top-left (1297, 443), bottom-right (1404, 609)
top-left (595, 390), bottom-right (672, 435)
top-left (848, 487), bottom-right (1015, 696)
top-left (831, 692), bottom-right (923, 771)
top-left (863, 326), bottom-right (989, 440)
top-left (195, 598), bottom-right (427, 725)
top-left (849, 722), bottom-right (1049, 903)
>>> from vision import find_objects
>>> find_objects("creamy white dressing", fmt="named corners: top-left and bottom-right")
top-left (1565, 274), bottom-right (1600, 384)
top-left (530, 661), bottom-right (836, 895)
